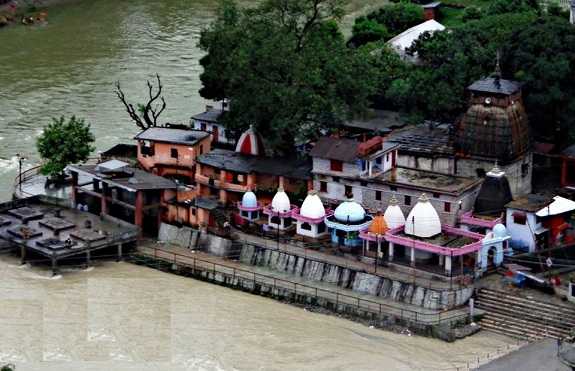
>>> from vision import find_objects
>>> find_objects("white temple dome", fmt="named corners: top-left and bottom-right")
top-left (492, 223), bottom-right (508, 238)
top-left (271, 188), bottom-right (291, 213)
top-left (384, 196), bottom-right (406, 229)
top-left (334, 199), bottom-right (366, 223)
top-left (404, 194), bottom-right (441, 238)
top-left (300, 192), bottom-right (326, 219)
top-left (241, 191), bottom-right (258, 209)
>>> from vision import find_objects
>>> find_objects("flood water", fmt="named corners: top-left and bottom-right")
top-left (0, 256), bottom-right (514, 371)
top-left (0, 1), bottom-right (515, 369)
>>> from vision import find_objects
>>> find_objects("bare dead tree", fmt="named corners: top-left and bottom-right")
top-left (115, 74), bottom-right (167, 130)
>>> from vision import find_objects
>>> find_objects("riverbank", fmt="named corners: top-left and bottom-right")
top-left (0, 0), bottom-right (79, 27)
top-left (0, 253), bottom-right (519, 370)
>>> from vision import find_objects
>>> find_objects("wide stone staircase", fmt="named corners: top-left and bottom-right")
top-left (476, 288), bottom-right (575, 341)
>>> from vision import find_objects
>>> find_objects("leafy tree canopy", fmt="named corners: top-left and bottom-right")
top-left (199, 0), bottom-right (381, 154)
top-left (503, 16), bottom-right (575, 143)
top-left (37, 116), bottom-right (95, 178)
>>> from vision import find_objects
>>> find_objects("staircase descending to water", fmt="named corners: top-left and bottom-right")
top-left (476, 288), bottom-right (575, 341)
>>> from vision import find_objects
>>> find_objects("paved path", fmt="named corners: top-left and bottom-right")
top-left (479, 338), bottom-right (571, 371)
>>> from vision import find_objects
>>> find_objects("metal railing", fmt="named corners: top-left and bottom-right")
top-left (131, 246), bottom-right (471, 326)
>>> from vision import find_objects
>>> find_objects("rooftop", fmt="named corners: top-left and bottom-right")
top-left (388, 124), bottom-right (455, 157)
top-left (375, 167), bottom-right (481, 194)
top-left (100, 143), bottom-right (137, 159)
top-left (344, 109), bottom-right (406, 133)
top-left (68, 164), bottom-right (178, 191)
top-left (309, 137), bottom-right (360, 162)
top-left (191, 108), bottom-right (224, 123)
top-left (506, 195), bottom-right (553, 213)
top-left (388, 19), bottom-right (446, 51)
top-left (197, 148), bottom-right (312, 180)
top-left (134, 127), bottom-right (209, 145)
top-left (468, 77), bottom-right (522, 96)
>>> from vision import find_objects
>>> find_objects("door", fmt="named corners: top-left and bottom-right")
top-left (212, 126), bottom-right (219, 143)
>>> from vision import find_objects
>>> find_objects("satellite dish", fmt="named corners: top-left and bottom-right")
top-left (484, 97), bottom-right (492, 105)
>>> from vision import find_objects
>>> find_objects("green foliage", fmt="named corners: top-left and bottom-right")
top-left (461, 6), bottom-right (482, 22)
top-left (484, 0), bottom-right (539, 15)
top-left (199, 0), bottom-right (381, 154)
top-left (365, 2), bottom-right (423, 37)
top-left (36, 116), bottom-right (95, 178)
top-left (503, 16), bottom-right (575, 143)
top-left (384, 11), bottom-right (536, 121)
top-left (1, 364), bottom-right (15, 371)
top-left (348, 17), bottom-right (389, 47)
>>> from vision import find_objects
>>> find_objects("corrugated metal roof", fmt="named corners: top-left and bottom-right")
top-left (468, 77), bottom-right (522, 95)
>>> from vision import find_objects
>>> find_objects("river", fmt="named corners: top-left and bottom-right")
top-left (0, 1), bottom-right (515, 370)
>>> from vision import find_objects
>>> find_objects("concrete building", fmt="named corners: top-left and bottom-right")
top-left (190, 101), bottom-right (234, 146)
top-left (309, 136), bottom-right (483, 225)
top-left (389, 75), bottom-right (533, 197)
top-left (135, 127), bottom-right (211, 184)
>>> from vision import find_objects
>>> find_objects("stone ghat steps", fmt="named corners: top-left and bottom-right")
top-left (476, 288), bottom-right (575, 340)
top-left (475, 294), bottom-right (575, 330)
top-left (480, 312), bottom-right (567, 340)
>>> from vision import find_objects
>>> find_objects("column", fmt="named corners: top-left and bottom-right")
top-left (439, 254), bottom-right (444, 266)
top-left (117, 243), bottom-right (123, 262)
top-left (71, 172), bottom-right (79, 208)
top-left (101, 183), bottom-right (109, 216)
top-left (135, 191), bottom-right (144, 227)
top-left (86, 249), bottom-right (91, 269)
top-left (278, 176), bottom-right (285, 189)
top-left (410, 247), bottom-right (415, 267)
top-left (445, 255), bottom-right (452, 275)
top-left (388, 242), bottom-right (394, 262)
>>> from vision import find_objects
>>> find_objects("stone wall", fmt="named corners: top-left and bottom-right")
top-left (239, 244), bottom-right (474, 310)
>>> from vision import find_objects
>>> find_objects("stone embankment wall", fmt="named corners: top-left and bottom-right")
top-left (240, 244), bottom-right (474, 310)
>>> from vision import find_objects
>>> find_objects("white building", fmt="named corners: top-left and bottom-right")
top-left (190, 101), bottom-right (234, 146)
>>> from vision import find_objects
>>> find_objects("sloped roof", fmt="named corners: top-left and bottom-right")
top-left (388, 124), bottom-right (455, 157)
top-left (468, 77), bottom-right (522, 96)
top-left (388, 20), bottom-right (446, 51)
top-left (191, 109), bottom-right (223, 123)
top-left (536, 196), bottom-right (575, 217)
top-left (309, 137), bottom-right (360, 162)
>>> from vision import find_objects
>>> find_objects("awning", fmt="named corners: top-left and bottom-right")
top-left (536, 196), bottom-right (575, 217)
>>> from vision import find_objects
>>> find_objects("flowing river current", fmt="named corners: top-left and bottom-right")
top-left (0, 1), bottom-right (515, 370)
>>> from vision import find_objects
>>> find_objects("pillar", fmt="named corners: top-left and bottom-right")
top-left (247, 173), bottom-right (256, 189)
top-left (307, 179), bottom-right (313, 191)
top-left (445, 255), bottom-right (452, 275)
top-left (86, 249), bottom-right (91, 268)
top-left (561, 159), bottom-right (568, 187)
top-left (117, 243), bottom-right (123, 262)
top-left (219, 189), bottom-right (228, 204)
top-left (51, 256), bottom-right (58, 276)
top-left (439, 254), bottom-right (444, 266)
top-left (135, 191), bottom-right (144, 227)
top-left (388, 242), bottom-right (394, 262)
top-left (410, 247), bottom-right (415, 267)
top-left (70, 172), bottom-right (79, 208)
top-left (20, 244), bottom-right (27, 265)
top-left (278, 176), bottom-right (285, 189)
top-left (101, 183), bottom-right (109, 216)
top-left (219, 169), bottom-right (226, 184)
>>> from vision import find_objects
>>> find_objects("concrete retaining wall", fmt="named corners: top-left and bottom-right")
top-left (239, 244), bottom-right (474, 310)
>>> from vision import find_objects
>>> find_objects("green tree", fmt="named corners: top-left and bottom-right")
top-left (503, 16), bottom-right (575, 143)
top-left (485, 0), bottom-right (539, 16)
top-left (348, 17), bottom-right (389, 47)
top-left (385, 11), bottom-right (536, 121)
top-left (199, 0), bottom-right (381, 154)
top-left (365, 2), bottom-right (423, 37)
top-left (37, 116), bottom-right (96, 178)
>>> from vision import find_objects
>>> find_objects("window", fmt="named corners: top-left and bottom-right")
top-left (301, 222), bottom-right (312, 231)
top-left (345, 185), bottom-right (353, 198)
top-left (512, 211), bottom-right (527, 225)
top-left (386, 153), bottom-right (390, 161)
top-left (200, 122), bottom-right (207, 131)
top-left (376, 157), bottom-right (382, 165)
top-left (444, 202), bottom-right (451, 212)
top-left (241, 210), bottom-right (249, 218)
top-left (285, 218), bottom-right (292, 227)
top-left (199, 145), bottom-right (203, 155)
top-left (332, 176), bottom-right (340, 183)
top-left (360, 181), bottom-right (367, 187)
top-left (330, 160), bottom-right (343, 172)
top-left (317, 222), bottom-right (326, 233)
top-left (404, 195), bottom-right (411, 206)
top-left (271, 216), bottom-right (281, 224)
top-left (171, 148), bottom-right (178, 159)
top-left (390, 186), bottom-right (398, 192)
top-left (476, 168), bottom-right (486, 177)
top-left (375, 191), bottom-right (382, 201)
top-left (191, 208), bottom-right (196, 216)
top-left (320, 181), bottom-right (327, 193)
top-left (433, 193), bottom-right (440, 199)
top-left (522, 163), bottom-right (529, 178)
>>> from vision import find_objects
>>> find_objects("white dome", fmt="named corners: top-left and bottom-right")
top-left (384, 204), bottom-right (406, 229)
top-left (334, 200), bottom-right (366, 223)
top-left (271, 188), bottom-right (291, 213)
top-left (404, 194), bottom-right (441, 238)
top-left (241, 191), bottom-right (258, 209)
top-left (300, 192), bottom-right (326, 219)
top-left (492, 223), bottom-right (508, 238)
